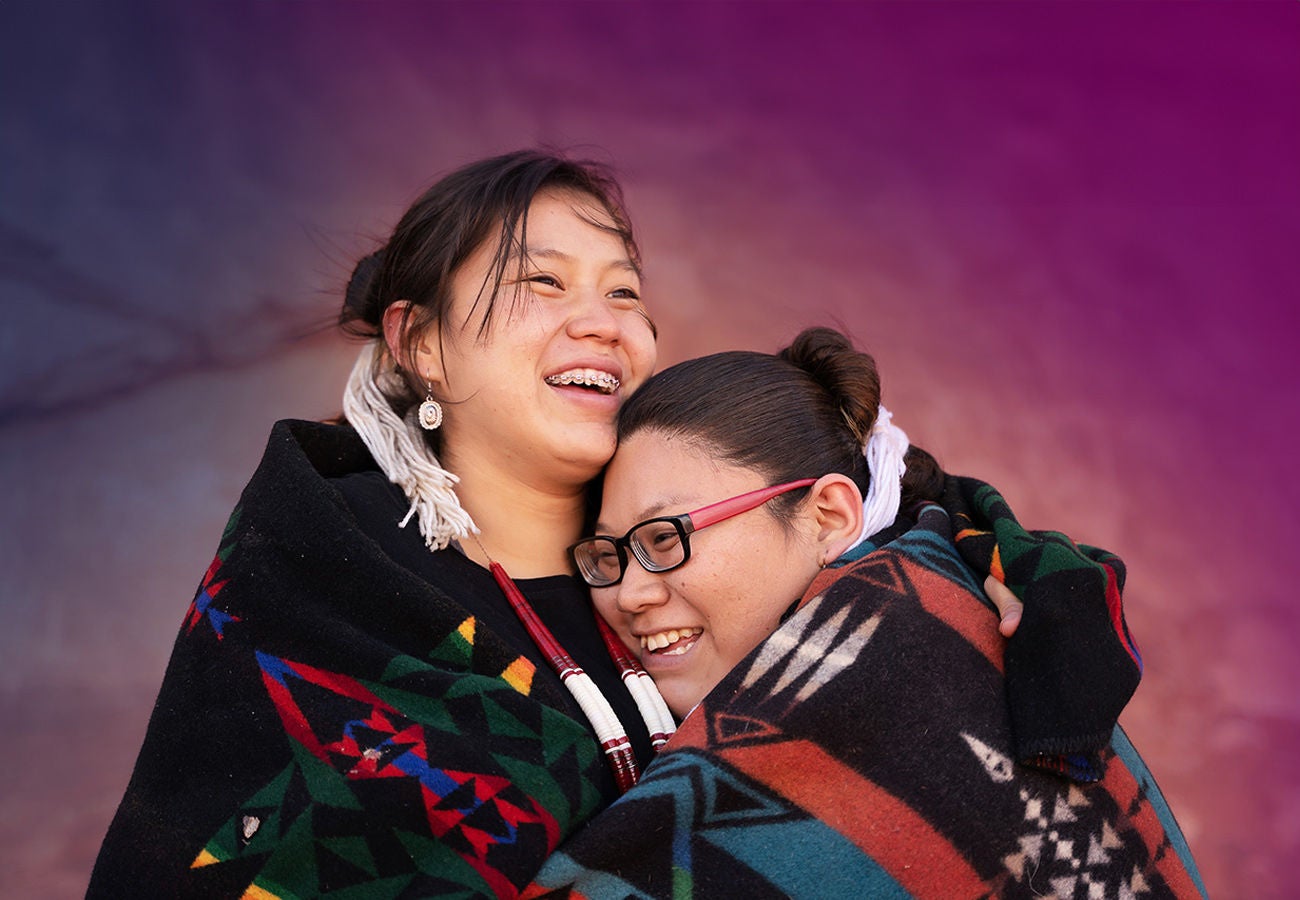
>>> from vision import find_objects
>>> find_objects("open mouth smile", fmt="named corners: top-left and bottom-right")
top-left (544, 368), bottom-right (620, 395)
top-left (640, 627), bottom-right (704, 656)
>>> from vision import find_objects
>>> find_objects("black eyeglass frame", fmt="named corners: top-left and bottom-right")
top-left (569, 478), bottom-right (817, 588)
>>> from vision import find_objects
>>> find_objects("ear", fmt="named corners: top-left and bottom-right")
top-left (382, 301), bottom-right (443, 385)
top-left (805, 474), bottom-right (864, 565)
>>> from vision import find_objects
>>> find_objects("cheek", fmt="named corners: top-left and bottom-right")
top-left (710, 612), bottom-right (781, 671)
top-left (699, 559), bottom-right (798, 664)
top-left (689, 572), bottom-right (769, 655)
top-left (590, 588), bottom-right (621, 622)
top-left (622, 319), bottom-right (658, 383)
top-left (590, 590), bottom-right (637, 650)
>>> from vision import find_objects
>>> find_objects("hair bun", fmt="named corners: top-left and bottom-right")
top-left (778, 326), bottom-right (881, 445)
top-left (342, 249), bottom-right (386, 330)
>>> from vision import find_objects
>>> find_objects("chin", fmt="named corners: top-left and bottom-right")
top-left (659, 682), bottom-right (701, 722)
top-left (554, 433), bottom-right (617, 475)
top-left (663, 696), bottom-right (691, 721)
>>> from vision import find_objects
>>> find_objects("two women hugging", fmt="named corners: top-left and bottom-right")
top-left (90, 151), bottom-right (1203, 899)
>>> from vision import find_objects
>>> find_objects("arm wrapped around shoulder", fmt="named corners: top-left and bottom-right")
top-left (944, 474), bottom-right (1142, 777)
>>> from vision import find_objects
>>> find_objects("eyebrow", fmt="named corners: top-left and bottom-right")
top-left (513, 247), bottom-right (639, 275)
top-left (594, 497), bottom-right (691, 535)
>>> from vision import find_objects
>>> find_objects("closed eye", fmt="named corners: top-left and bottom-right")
top-left (650, 530), bottom-right (680, 550)
top-left (608, 287), bottom-right (645, 316)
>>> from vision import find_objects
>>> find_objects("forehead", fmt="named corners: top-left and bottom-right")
top-left (459, 187), bottom-right (628, 271)
top-left (599, 432), bottom-right (755, 527)
top-left (447, 187), bottom-right (638, 330)
top-left (519, 188), bottom-right (627, 251)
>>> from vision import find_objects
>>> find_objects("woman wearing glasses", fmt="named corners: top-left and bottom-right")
top-left (536, 327), bottom-right (1205, 898)
top-left (92, 152), bottom-right (1135, 899)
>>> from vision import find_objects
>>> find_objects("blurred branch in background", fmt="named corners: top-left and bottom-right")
top-left (0, 220), bottom-right (329, 428)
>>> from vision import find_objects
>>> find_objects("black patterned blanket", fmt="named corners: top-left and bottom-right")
top-left (88, 422), bottom-right (615, 898)
top-left (529, 478), bottom-right (1206, 899)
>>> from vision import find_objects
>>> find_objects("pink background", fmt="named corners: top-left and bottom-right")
top-left (2, 2), bottom-right (1296, 896)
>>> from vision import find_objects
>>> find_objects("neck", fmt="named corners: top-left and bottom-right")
top-left (442, 448), bottom-right (592, 578)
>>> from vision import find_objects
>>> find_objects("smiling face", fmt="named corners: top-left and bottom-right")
top-left (416, 188), bottom-right (657, 487)
top-left (591, 431), bottom-right (827, 718)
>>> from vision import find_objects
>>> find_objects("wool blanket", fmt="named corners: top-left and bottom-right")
top-left (88, 421), bottom-right (616, 899)
top-left (529, 477), bottom-right (1205, 899)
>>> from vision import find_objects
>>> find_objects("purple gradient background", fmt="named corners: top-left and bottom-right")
top-left (2, 2), bottom-right (1297, 896)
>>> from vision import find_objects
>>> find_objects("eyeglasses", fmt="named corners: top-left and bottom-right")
top-left (569, 478), bottom-right (817, 587)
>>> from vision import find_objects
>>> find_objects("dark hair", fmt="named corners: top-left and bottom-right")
top-left (339, 149), bottom-right (641, 399)
top-left (616, 326), bottom-right (944, 522)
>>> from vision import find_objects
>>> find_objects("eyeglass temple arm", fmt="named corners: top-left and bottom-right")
top-left (686, 478), bottom-right (818, 531)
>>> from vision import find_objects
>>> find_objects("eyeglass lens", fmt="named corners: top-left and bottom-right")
top-left (577, 539), bottom-right (622, 585)
top-left (575, 519), bottom-right (687, 586)
top-left (629, 520), bottom-right (685, 571)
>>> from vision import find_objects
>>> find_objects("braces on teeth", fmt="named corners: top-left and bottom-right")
top-left (545, 369), bottom-right (620, 393)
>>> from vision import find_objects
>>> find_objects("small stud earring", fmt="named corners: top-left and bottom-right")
top-left (417, 380), bottom-right (443, 431)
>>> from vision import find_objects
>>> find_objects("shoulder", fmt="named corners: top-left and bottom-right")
top-left (246, 419), bottom-right (377, 503)
top-left (258, 419), bottom-right (377, 480)
top-left (220, 420), bottom-right (378, 561)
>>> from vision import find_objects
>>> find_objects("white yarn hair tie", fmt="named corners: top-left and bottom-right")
top-left (341, 341), bottom-right (478, 550)
top-left (848, 404), bottom-right (909, 550)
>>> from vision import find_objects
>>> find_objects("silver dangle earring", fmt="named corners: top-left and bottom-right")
top-left (417, 380), bottom-right (443, 431)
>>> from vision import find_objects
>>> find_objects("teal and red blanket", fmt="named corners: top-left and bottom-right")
top-left (530, 478), bottom-right (1206, 899)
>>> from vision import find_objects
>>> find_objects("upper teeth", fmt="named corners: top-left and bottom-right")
top-left (640, 627), bottom-right (703, 651)
top-left (545, 368), bottom-right (620, 394)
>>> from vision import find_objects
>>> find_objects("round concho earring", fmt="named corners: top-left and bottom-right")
top-left (418, 381), bottom-right (443, 431)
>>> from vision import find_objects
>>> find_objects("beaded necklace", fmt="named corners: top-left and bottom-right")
top-left (475, 538), bottom-right (676, 793)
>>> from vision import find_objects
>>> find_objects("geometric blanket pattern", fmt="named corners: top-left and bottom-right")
top-left (89, 420), bottom-right (615, 899)
top-left (530, 492), bottom-right (1206, 899)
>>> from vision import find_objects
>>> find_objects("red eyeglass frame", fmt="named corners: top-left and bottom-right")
top-left (570, 478), bottom-right (818, 587)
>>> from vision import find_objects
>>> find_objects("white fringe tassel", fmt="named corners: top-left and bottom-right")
top-left (851, 404), bottom-right (910, 548)
top-left (341, 341), bottom-right (478, 550)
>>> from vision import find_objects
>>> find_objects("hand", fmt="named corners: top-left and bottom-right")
top-left (985, 575), bottom-right (1023, 638)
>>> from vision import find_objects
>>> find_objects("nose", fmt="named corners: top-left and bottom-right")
top-left (613, 556), bottom-right (670, 615)
top-left (565, 284), bottom-right (622, 343)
